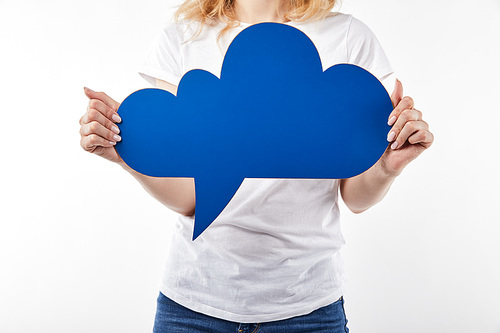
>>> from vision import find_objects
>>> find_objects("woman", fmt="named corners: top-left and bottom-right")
top-left (79, 0), bottom-right (433, 331)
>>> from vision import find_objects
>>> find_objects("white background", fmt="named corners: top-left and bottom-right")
top-left (1, 0), bottom-right (499, 332)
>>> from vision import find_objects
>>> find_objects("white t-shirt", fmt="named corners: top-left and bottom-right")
top-left (139, 12), bottom-right (395, 323)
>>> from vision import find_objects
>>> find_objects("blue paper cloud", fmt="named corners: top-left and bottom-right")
top-left (115, 23), bottom-right (393, 240)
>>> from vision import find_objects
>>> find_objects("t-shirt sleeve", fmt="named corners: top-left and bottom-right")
top-left (346, 16), bottom-right (394, 85)
top-left (138, 22), bottom-right (183, 87)
top-left (380, 72), bottom-right (397, 96)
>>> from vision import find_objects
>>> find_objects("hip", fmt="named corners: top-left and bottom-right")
top-left (153, 291), bottom-right (349, 333)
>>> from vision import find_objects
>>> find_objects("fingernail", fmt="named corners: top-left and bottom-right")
top-left (110, 141), bottom-right (116, 146)
top-left (111, 125), bottom-right (120, 134)
top-left (112, 113), bottom-right (122, 123)
top-left (391, 141), bottom-right (398, 150)
top-left (388, 116), bottom-right (397, 126)
top-left (113, 134), bottom-right (121, 142)
top-left (84, 87), bottom-right (95, 93)
top-left (387, 131), bottom-right (396, 142)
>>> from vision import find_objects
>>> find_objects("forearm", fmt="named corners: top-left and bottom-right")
top-left (118, 161), bottom-right (195, 216)
top-left (340, 160), bottom-right (398, 214)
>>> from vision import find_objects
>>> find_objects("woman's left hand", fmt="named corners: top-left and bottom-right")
top-left (380, 79), bottom-right (434, 176)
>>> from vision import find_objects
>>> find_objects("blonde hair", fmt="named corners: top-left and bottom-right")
top-left (174, 0), bottom-right (339, 40)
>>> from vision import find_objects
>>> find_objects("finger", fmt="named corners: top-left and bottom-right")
top-left (81, 108), bottom-right (120, 134)
top-left (387, 109), bottom-right (423, 144)
top-left (87, 97), bottom-right (121, 123)
top-left (390, 78), bottom-right (403, 108)
top-left (390, 120), bottom-right (428, 150)
top-left (83, 87), bottom-right (121, 115)
top-left (388, 96), bottom-right (415, 126)
top-left (408, 129), bottom-right (434, 149)
top-left (80, 121), bottom-right (121, 143)
top-left (80, 134), bottom-right (117, 152)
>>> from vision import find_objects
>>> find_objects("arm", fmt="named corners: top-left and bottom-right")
top-left (340, 161), bottom-right (397, 214)
top-left (340, 79), bottom-right (434, 213)
top-left (80, 80), bottom-right (195, 216)
top-left (118, 164), bottom-right (195, 216)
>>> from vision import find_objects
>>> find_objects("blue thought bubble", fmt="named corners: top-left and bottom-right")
top-left (115, 23), bottom-right (393, 240)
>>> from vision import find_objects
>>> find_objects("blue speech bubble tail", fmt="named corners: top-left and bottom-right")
top-left (191, 174), bottom-right (244, 241)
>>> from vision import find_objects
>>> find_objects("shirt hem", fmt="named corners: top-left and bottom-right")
top-left (370, 64), bottom-right (394, 83)
top-left (159, 285), bottom-right (346, 323)
top-left (138, 66), bottom-right (181, 87)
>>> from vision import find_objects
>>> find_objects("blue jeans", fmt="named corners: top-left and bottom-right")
top-left (153, 291), bottom-right (349, 333)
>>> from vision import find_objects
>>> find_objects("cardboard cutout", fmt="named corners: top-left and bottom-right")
top-left (115, 23), bottom-right (393, 240)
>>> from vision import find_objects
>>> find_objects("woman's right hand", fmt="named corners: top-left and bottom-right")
top-left (80, 87), bottom-right (123, 164)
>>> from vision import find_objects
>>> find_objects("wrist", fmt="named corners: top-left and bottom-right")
top-left (378, 151), bottom-right (406, 177)
top-left (374, 158), bottom-right (401, 181)
top-left (117, 160), bottom-right (132, 172)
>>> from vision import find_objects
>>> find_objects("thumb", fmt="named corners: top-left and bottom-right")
top-left (83, 86), bottom-right (95, 99)
top-left (390, 78), bottom-right (403, 108)
top-left (83, 86), bottom-right (120, 111)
